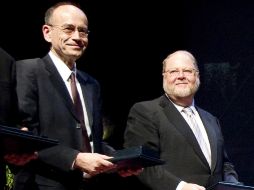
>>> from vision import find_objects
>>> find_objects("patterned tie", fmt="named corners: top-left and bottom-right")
top-left (70, 72), bottom-right (91, 152)
top-left (182, 107), bottom-right (211, 167)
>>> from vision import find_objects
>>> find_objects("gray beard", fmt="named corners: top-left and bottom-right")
top-left (163, 79), bottom-right (200, 98)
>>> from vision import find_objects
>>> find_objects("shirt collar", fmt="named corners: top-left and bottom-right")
top-left (165, 93), bottom-right (195, 112)
top-left (49, 51), bottom-right (77, 81)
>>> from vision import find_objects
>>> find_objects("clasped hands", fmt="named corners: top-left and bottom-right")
top-left (74, 152), bottom-right (143, 178)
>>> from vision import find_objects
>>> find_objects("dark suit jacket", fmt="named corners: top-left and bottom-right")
top-left (15, 55), bottom-right (105, 189)
top-left (124, 95), bottom-right (238, 190)
top-left (0, 47), bottom-right (17, 190)
top-left (0, 48), bottom-right (17, 126)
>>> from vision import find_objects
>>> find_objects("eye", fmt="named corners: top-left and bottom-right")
top-left (79, 28), bottom-right (88, 33)
top-left (62, 26), bottom-right (75, 34)
top-left (169, 70), bottom-right (179, 75)
top-left (183, 69), bottom-right (193, 74)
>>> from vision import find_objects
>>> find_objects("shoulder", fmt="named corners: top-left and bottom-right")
top-left (16, 58), bottom-right (42, 70)
top-left (17, 58), bottom-right (41, 65)
top-left (16, 58), bottom-right (42, 79)
top-left (133, 95), bottom-right (166, 107)
top-left (0, 48), bottom-right (15, 72)
top-left (0, 48), bottom-right (14, 61)
top-left (130, 96), bottom-right (163, 113)
top-left (196, 106), bottom-right (217, 119)
top-left (77, 70), bottom-right (100, 86)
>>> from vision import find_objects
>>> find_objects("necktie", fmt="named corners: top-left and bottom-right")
top-left (182, 107), bottom-right (211, 167)
top-left (70, 72), bottom-right (92, 152)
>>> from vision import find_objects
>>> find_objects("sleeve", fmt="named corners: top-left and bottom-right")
top-left (215, 117), bottom-right (239, 183)
top-left (223, 147), bottom-right (238, 182)
top-left (123, 103), bottom-right (181, 190)
top-left (16, 59), bottom-right (39, 131)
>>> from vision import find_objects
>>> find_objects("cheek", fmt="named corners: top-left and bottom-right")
top-left (59, 35), bottom-right (68, 42)
top-left (166, 78), bottom-right (176, 85)
top-left (83, 38), bottom-right (89, 46)
top-left (163, 77), bottom-right (176, 90)
top-left (189, 77), bottom-right (198, 85)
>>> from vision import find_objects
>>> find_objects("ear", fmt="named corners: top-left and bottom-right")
top-left (42, 25), bottom-right (52, 43)
top-left (196, 71), bottom-right (200, 78)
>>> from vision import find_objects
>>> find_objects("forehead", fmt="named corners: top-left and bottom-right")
top-left (165, 53), bottom-right (195, 69)
top-left (52, 5), bottom-right (88, 26)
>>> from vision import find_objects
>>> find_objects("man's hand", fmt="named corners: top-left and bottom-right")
top-left (74, 152), bottom-right (116, 176)
top-left (182, 183), bottom-right (205, 190)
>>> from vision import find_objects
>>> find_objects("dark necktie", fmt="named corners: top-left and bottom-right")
top-left (70, 72), bottom-right (92, 152)
top-left (182, 107), bottom-right (211, 167)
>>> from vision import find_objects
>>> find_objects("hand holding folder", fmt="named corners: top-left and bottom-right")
top-left (108, 146), bottom-right (165, 172)
top-left (0, 125), bottom-right (59, 154)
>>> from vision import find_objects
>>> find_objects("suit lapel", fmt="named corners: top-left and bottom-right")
top-left (159, 95), bottom-right (210, 168)
top-left (76, 72), bottom-right (93, 128)
top-left (42, 55), bottom-right (80, 122)
top-left (197, 107), bottom-right (218, 172)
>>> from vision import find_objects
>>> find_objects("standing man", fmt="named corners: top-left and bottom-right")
top-left (0, 47), bottom-right (37, 190)
top-left (124, 50), bottom-right (239, 190)
top-left (15, 2), bottom-right (139, 190)
top-left (0, 47), bottom-right (17, 190)
top-left (0, 48), bottom-right (17, 127)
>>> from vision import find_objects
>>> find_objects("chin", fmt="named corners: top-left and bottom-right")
top-left (69, 51), bottom-right (82, 57)
top-left (174, 89), bottom-right (192, 97)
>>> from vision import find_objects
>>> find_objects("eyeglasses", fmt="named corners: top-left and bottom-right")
top-left (163, 68), bottom-right (198, 77)
top-left (48, 24), bottom-right (90, 38)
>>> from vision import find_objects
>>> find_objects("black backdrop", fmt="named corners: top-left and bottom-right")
top-left (1, 0), bottom-right (254, 185)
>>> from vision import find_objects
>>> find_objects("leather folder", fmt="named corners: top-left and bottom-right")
top-left (0, 125), bottom-right (59, 153)
top-left (207, 182), bottom-right (254, 190)
top-left (109, 146), bottom-right (165, 171)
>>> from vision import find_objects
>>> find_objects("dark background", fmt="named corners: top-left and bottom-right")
top-left (1, 0), bottom-right (254, 186)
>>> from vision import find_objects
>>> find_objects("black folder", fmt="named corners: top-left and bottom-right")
top-left (109, 146), bottom-right (165, 171)
top-left (207, 182), bottom-right (254, 190)
top-left (0, 125), bottom-right (59, 153)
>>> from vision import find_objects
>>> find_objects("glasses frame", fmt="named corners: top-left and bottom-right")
top-left (163, 68), bottom-right (199, 78)
top-left (48, 24), bottom-right (90, 38)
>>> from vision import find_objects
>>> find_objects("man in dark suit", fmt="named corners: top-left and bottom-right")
top-left (0, 47), bottom-right (17, 190)
top-left (0, 48), bottom-right (37, 190)
top-left (0, 48), bottom-right (17, 127)
top-left (14, 2), bottom-right (139, 190)
top-left (124, 50), bottom-right (239, 190)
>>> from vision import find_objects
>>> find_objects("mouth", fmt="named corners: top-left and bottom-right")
top-left (176, 82), bottom-right (188, 85)
top-left (69, 43), bottom-right (83, 47)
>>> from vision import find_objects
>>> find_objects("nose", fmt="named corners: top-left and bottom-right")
top-left (72, 30), bottom-right (82, 38)
top-left (177, 71), bottom-right (185, 78)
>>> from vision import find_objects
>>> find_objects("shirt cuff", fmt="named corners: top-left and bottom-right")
top-left (176, 181), bottom-right (187, 190)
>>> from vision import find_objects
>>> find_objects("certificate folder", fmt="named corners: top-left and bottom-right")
top-left (0, 125), bottom-right (59, 153)
top-left (109, 146), bottom-right (165, 170)
top-left (207, 182), bottom-right (254, 190)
